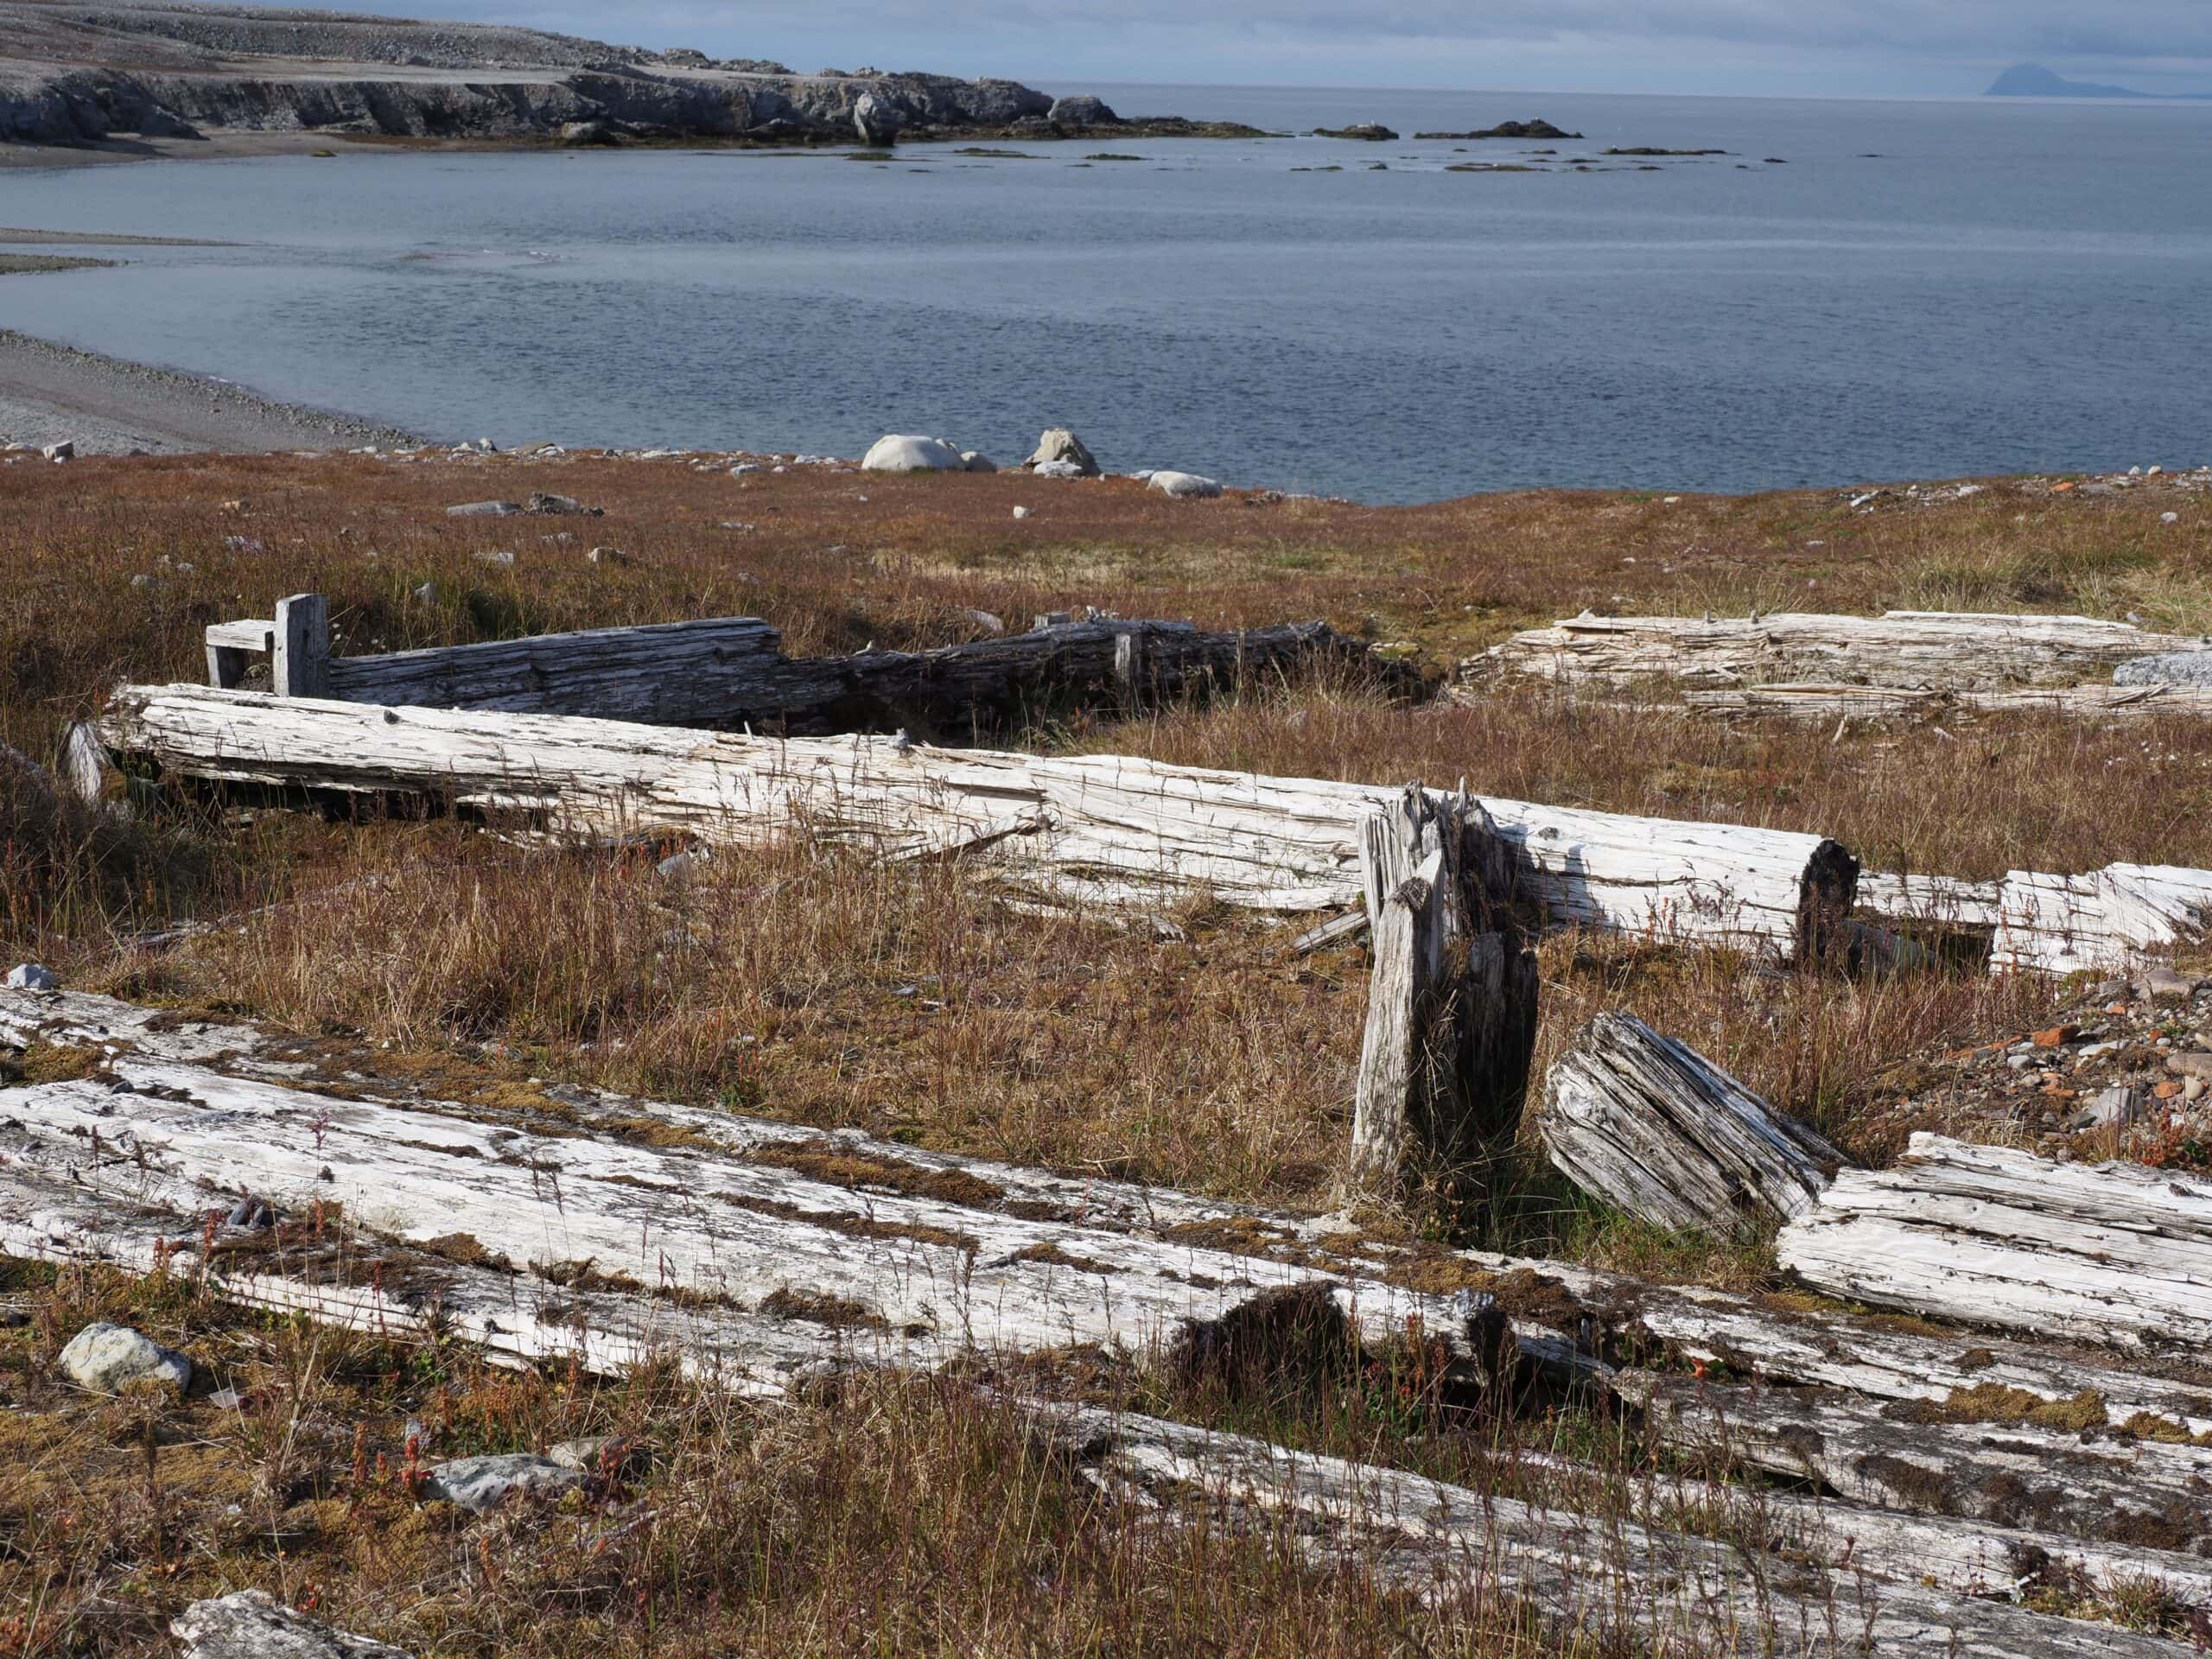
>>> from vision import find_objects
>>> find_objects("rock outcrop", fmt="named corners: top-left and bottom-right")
top-left (1415, 118), bottom-right (1583, 141)
top-left (0, 0), bottom-right (1100, 147)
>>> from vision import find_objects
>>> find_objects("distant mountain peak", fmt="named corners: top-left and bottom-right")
top-left (1986, 62), bottom-right (2146, 98)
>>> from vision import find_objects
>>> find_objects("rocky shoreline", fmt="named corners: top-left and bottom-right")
top-left (0, 0), bottom-right (1264, 153)
top-left (0, 327), bottom-right (421, 455)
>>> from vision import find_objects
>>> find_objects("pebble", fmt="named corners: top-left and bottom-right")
top-left (419, 1452), bottom-right (584, 1514)
top-left (587, 546), bottom-right (630, 566)
top-left (2164, 512), bottom-right (2182, 525)
top-left (1012, 505), bottom-right (1031, 519)
top-left (58, 1321), bottom-right (192, 1394)
top-left (5, 962), bottom-right (57, 991)
top-left (2075, 1085), bottom-right (2143, 1130)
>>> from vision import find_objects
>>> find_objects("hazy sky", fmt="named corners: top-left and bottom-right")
top-left (368, 1), bottom-right (2212, 97)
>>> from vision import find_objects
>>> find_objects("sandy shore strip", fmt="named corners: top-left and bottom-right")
top-left (0, 328), bottom-right (423, 456)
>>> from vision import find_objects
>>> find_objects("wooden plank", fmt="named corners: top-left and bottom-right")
top-left (1778, 1133), bottom-right (2212, 1351)
top-left (1625, 1369), bottom-right (2212, 1555)
top-left (272, 593), bottom-right (330, 700)
top-left (205, 619), bottom-right (276, 652)
top-left (1466, 610), bottom-right (2188, 693)
top-left (1856, 872), bottom-right (2005, 931)
top-left (95, 685), bottom-right (1860, 958)
top-left (1535, 1013), bottom-right (1845, 1235)
top-left (1685, 682), bottom-right (2212, 722)
top-left (1991, 863), bottom-right (2212, 976)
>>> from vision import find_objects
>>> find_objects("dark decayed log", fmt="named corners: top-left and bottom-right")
top-left (1534, 1013), bottom-right (1846, 1235)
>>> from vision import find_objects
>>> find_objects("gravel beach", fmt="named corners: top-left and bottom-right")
top-left (0, 327), bottom-right (422, 455)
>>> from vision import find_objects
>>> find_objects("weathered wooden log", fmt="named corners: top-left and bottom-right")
top-left (1465, 609), bottom-right (2189, 692)
top-left (97, 684), bottom-right (1860, 957)
top-left (1779, 1133), bottom-right (2212, 1351)
top-left (1069, 1404), bottom-right (2185, 1658)
top-left (1989, 863), bottom-right (2212, 976)
top-left (1516, 1428), bottom-right (2212, 1607)
top-left (1625, 1370), bottom-right (2212, 1555)
top-left (201, 600), bottom-right (1406, 738)
top-left (1350, 787), bottom-right (1538, 1187)
top-left (1535, 1014), bottom-right (1846, 1235)
top-left (1685, 681), bottom-right (2212, 722)
top-left (8, 1116), bottom-right (2177, 1656)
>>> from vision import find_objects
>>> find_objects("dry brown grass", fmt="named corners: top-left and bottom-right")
top-left (3, 451), bottom-right (2205, 1651)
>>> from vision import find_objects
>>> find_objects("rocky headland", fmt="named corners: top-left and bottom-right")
top-left (0, 0), bottom-right (1263, 150)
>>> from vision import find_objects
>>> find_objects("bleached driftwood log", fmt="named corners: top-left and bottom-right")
top-left (1684, 681), bottom-right (2212, 722)
top-left (31, 986), bottom-right (2212, 1433)
top-left (1519, 1437), bottom-right (2212, 1610)
top-left (1779, 1133), bottom-right (2212, 1351)
top-left (97, 684), bottom-right (1860, 957)
top-left (1624, 1370), bottom-right (2212, 1554)
top-left (1535, 1014), bottom-right (1845, 1234)
top-left (1465, 610), bottom-right (2188, 692)
top-left (202, 599), bottom-right (1401, 736)
top-left (1350, 787), bottom-right (1537, 1186)
top-left (1071, 1405), bottom-right (2183, 1658)
top-left (1855, 872), bottom-right (2005, 933)
top-left (1989, 863), bottom-right (2212, 976)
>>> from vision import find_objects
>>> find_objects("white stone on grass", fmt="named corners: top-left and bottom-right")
top-left (59, 1321), bottom-right (192, 1394)
top-left (173, 1589), bottom-right (412, 1658)
top-left (420, 1452), bottom-right (585, 1514)
top-left (861, 435), bottom-right (966, 474)
top-left (6, 962), bottom-right (57, 991)
top-left (1147, 470), bottom-right (1224, 499)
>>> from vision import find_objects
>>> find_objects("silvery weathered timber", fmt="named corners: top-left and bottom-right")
top-left (1465, 609), bottom-right (2189, 692)
top-left (1778, 1133), bottom-right (2212, 1351)
top-left (1682, 680), bottom-right (2212, 721)
top-left (1624, 1369), bottom-right (2212, 1554)
top-left (1349, 787), bottom-right (1537, 1186)
top-left (1070, 1404), bottom-right (2183, 1659)
top-left (1535, 1013), bottom-right (1846, 1234)
top-left (200, 599), bottom-right (1398, 736)
top-left (97, 684), bottom-right (1860, 956)
top-left (1988, 862), bottom-right (2212, 976)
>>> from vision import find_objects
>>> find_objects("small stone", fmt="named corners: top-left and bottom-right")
top-left (5, 962), bottom-right (57, 991)
top-left (2031, 1024), bottom-right (2077, 1048)
top-left (547, 1434), bottom-right (651, 1476)
top-left (1012, 505), bottom-right (1031, 519)
top-left (172, 1589), bottom-right (412, 1658)
top-left (525, 492), bottom-right (586, 515)
top-left (2142, 967), bottom-right (2196, 1005)
top-left (419, 1452), bottom-right (584, 1513)
top-left (471, 550), bottom-right (516, 567)
top-left (587, 546), bottom-right (630, 566)
top-left (410, 582), bottom-right (437, 603)
top-left (2156, 1079), bottom-right (2184, 1100)
top-left (445, 500), bottom-right (522, 517)
top-left (2075, 1085), bottom-right (2142, 1130)
top-left (2004, 1052), bottom-right (2037, 1071)
top-left (58, 1321), bottom-right (192, 1394)
top-left (2189, 1077), bottom-right (2207, 1103)
top-left (2164, 512), bottom-right (2182, 525)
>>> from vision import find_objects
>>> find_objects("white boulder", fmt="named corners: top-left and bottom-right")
top-left (861, 435), bottom-right (966, 474)
top-left (59, 1321), bottom-right (192, 1394)
top-left (1023, 429), bottom-right (1101, 476)
top-left (6, 962), bottom-right (57, 991)
top-left (173, 1591), bottom-right (412, 1659)
top-left (1147, 470), bottom-right (1224, 499)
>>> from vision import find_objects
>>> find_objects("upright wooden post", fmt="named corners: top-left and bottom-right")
top-left (1350, 785), bottom-right (1538, 1195)
top-left (272, 594), bottom-right (331, 699)
top-left (1112, 629), bottom-right (1145, 711)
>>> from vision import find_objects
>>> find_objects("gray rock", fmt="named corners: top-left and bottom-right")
top-left (1147, 470), bottom-right (1224, 499)
top-left (173, 1590), bottom-right (411, 1658)
top-left (1023, 428), bottom-right (1101, 476)
top-left (2075, 1085), bottom-right (2143, 1130)
top-left (1046, 94), bottom-right (1119, 126)
top-left (960, 451), bottom-right (997, 474)
top-left (558, 119), bottom-right (613, 146)
top-left (419, 1452), bottom-right (584, 1513)
top-left (471, 550), bottom-right (516, 567)
top-left (1031, 459), bottom-right (1086, 479)
top-left (5, 962), bottom-right (57, 991)
top-left (444, 500), bottom-right (521, 518)
top-left (587, 545), bottom-right (630, 566)
top-left (58, 1321), bottom-right (192, 1394)
top-left (2141, 966), bottom-right (2197, 1005)
top-left (2115, 652), bottom-right (2212, 687)
top-left (853, 90), bottom-right (901, 145)
top-left (525, 491), bottom-right (587, 514)
top-left (41, 440), bottom-right (73, 461)
top-left (961, 608), bottom-right (1006, 635)
top-left (861, 435), bottom-right (964, 474)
